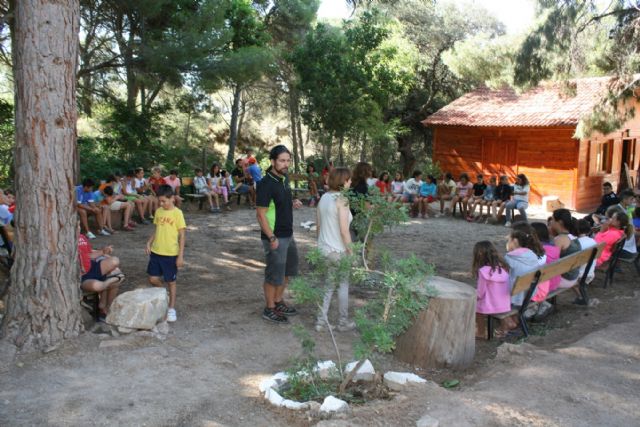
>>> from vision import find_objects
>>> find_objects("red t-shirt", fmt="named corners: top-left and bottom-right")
top-left (148, 176), bottom-right (165, 194)
top-left (375, 180), bottom-right (390, 194)
top-left (78, 234), bottom-right (92, 273)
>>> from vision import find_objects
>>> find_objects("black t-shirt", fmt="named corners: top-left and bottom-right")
top-left (232, 167), bottom-right (245, 182)
top-left (495, 184), bottom-right (513, 201)
top-left (596, 192), bottom-right (619, 215)
top-left (349, 181), bottom-right (369, 216)
top-left (472, 183), bottom-right (487, 197)
top-left (256, 171), bottom-right (293, 240)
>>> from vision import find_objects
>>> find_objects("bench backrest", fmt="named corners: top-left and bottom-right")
top-left (511, 242), bottom-right (605, 296)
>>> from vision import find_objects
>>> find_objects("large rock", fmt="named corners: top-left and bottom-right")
top-left (320, 396), bottom-right (349, 414)
top-left (383, 371), bottom-right (427, 391)
top-left (106, 288), bottom-right (168, 330)
top-left (344, 359), bottom-right (375, 381)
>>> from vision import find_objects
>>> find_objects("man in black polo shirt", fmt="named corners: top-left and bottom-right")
top-left (256, 145), bottom-right (303, 323)
top-left (587, 181), bottom-right (619, 225)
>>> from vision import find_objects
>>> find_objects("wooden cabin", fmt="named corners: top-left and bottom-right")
top-left (422, 76), bottom-right (640, 211)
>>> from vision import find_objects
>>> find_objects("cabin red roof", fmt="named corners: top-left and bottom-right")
top-left (422, 76), bottom-right (615, 128)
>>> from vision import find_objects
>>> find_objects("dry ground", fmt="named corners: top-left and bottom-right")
top-left (0, 202), bottom-right (639, 426)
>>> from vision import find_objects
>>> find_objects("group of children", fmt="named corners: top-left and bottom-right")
top-left (473, 200), bottom-right (639, 338)
top-left (358, 170), bottom-right (529, 225)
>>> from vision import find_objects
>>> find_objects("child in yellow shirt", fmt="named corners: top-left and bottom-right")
top-left (145, 185), bottom-right (186, 322)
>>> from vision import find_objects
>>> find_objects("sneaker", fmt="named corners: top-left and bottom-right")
top-left (309, 198), bottom-right (316, 207)
top-left (225, 205), bottom-right (232, 211)
top-left (123, 225), bottom-right (135, 232)
top-left (148, 214), bottom-right (154, 220)
top-left (523, 304), bottom-right (538, 320)
top-left (262, 307), bottom-right (288, 324)
top-left (167, 308), bottom-right (177, 322)
top-left (315, 319), bottom-right (333, 332)
top-left (505, 221), bottom-right (512, 227)
top-left (533, 301), bottom-right (554, 321)
top-left (99, 229), bottom-right (111, 236)
top-left (128, 221), bottom-right (137, 228)
top-left (210, 207), bottom-right (217, 213)
top-left (141, 219), bottom-right (151, 225)
top-left (275, 301), bottom-right (298, 316)
top-left (337, 320), bottom-right (356, 332)
top-left (86, 231), bottom-right (97, 239)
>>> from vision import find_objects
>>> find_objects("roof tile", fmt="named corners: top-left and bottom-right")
top-left (422, 76), bottom-right (614, 127)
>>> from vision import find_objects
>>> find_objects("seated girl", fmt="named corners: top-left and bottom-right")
top-left (450, 173), bottom-right (473, 218)
top-left (594, 208), bottom-right (632, 267)
top-left (473, 240), bottom-right (510, 338)
top-left (390, 172), bottom-right (405, 203)
top-left (529, 222), bottom-right (560, 319)
top-left (469, 175), bottom-right (496, 221)
top-left (419, 175), bottom-right (438, 218)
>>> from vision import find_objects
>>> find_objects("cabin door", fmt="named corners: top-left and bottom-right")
top-left (482, 138), bottom-right (517, 178)
top-left (620, 138), bottom-right (637, 189)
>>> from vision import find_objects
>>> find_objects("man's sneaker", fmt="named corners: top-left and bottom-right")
top-left (505, 221), bottom-right (512, 227)
top-left (99, 229), bottom-right (111, 236)
top-left (275, 301), bottom-right (298, 316)
top-left (262, 307), bottom-right (288, 324)
top-left (167, 308), bottom-right (177, 322)
top-left (315, 319), bottom-right (333, 332)
top-left (86, 231), bottom-right (97, 239)
top-left (337, 320), bottom-right (356, 332)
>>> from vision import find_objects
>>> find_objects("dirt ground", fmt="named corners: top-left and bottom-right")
top-left (0, 202), bottom-right (639, 426)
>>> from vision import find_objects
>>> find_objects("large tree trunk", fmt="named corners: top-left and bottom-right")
top-left (225, 83), bottom-right (242, 169)
top-left (397, 135), bottom-right (416, 178)
top-left (2, 0), bottom-right (83, 351)
top-left (289, 92), bottom-right (300, 173)
top-left (395, 276), bottom-right (475, 369)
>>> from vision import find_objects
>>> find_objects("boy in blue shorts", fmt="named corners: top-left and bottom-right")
top-left (145, 185), bottom-right (186, 322)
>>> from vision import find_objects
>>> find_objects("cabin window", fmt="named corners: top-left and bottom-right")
top-left (589, 140), bottom-right (613, 175)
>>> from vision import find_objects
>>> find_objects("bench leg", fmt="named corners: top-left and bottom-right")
top-left (519, 313), bottom-right (530, 338)
top-left (487, 316), bottom-right (494, 340)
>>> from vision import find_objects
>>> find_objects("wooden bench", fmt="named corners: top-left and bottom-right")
top-left (183, 193), bottom-right (205, 211)
top-left (288, 173), bottom-right (312, 200)
top-left (487, 242), bottom-right (605, 339)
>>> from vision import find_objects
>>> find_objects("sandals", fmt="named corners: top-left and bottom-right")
top-left (105, 272), bottom-right (125, 285)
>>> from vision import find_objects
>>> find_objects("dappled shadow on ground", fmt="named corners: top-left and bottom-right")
top-left (0, 205), bottom-right (639, 426)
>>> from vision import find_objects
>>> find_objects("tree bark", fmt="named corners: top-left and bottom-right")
top-left (289, 92), bottom-right (300, 173)
top-left (395, 276), bottom-right (475, 369)
top-left (397, 134), bottom-right (416, 178)
top-left (2, 0), bottom-right (83, 351)
top-left (225, 83), bottom-right (242, 169)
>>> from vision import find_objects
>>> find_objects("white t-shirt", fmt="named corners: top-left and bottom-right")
top-left (134, 177), bottom-right (146, 190)
top-left (366, 178), bottom-right (378, 187)
top-left (404, 178), bottom-right (422, 195)
top-left (207, 173), bottom-right (222, 187)
top-left (514, 184), bottom-right (530, 202)
top-left (194, 176), bottom-right (208, 191)
top-left (317, 192), bottom-right (352, 255)
top-left (577, 236), bottom-right (597, 282)
top-left (391, 181), bottom-right (404, 194)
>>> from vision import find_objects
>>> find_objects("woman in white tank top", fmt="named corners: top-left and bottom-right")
top-left (316, 167), bottom-right (355, 332)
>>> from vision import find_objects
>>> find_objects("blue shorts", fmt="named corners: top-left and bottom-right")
top-left (81, 259), bottom-right (106, 282)
top-left (236, 184), bottom-right (250, 194)
top-left (147, 252), bottom-right (178, 283)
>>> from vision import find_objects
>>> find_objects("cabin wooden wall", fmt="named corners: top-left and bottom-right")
top-left (432, 126), bottom-right (579, 209)
top-left (576, 130), bottom-right (640, 211)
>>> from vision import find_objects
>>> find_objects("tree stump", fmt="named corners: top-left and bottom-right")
top-left (395, 276), bottom-right (475, 369)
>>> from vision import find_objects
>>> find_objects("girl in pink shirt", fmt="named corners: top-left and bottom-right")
top-left (473, 241), bottom-right (510, 337)
top-left (595, 210), bottom-right (631, 266)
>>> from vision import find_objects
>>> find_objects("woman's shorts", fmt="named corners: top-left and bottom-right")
top-left (109, 201), bottom-right (124, 211)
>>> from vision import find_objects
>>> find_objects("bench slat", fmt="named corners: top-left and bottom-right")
top-left (511, 243), bottom-right (605, 296)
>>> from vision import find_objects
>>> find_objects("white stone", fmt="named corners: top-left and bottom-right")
top-left (416, 414), bottom-right (439, 427)
top-left (344, 359), bottom-right (375, 381)
top-left (315, 360), bottom-right (337, 379)
top-left (281, 399), bottom-right (309, 410)
top-left (118, 326), bottom-right (136, 334)
top-left (320, 395), bottom-right (349, 414)
top-left (154, 321), bottom-right (170, 335)
top-left (384, 372), bottom-right (427, 391)
top-left (106, 288), bottom-right (168, 330)
top-left (265, 387), bottom-right (284, 407)
top-left (259, 377), bottom-right (277, 394)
